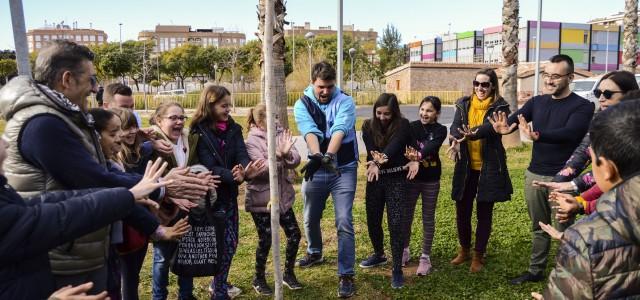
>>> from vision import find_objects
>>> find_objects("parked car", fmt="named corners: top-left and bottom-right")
top-left (153, 89), bottom-right (186, 101)
top-left (571, 76), bottom-right (601, 110)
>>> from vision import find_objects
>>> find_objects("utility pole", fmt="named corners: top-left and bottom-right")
top-left (337, 0), bottom-right (344, 88)
top-left (9, 0), bottom-right (31, 77)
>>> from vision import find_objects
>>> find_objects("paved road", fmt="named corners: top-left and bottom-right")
top-left (355, 104), bottom-right (455, 124)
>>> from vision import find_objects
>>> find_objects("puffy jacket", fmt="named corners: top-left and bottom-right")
top-left (542, 173), bottom-right (640, 299)
top-left (0, 175), bottom-right (134, 300)
top-left (450, 96), bottom-right (513, 203)
top-left (244, 126), bottom-right (300, 214)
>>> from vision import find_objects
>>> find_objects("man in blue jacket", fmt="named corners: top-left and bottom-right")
top-left (294, 61), bottom-right (358, 298)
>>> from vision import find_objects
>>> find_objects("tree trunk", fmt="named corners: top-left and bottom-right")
top-left (501, 0), bottom-right (522, 147)
top-left (623, 0), bottom-right (638, 73)
top-left (258, 0), bottom-right (289, 128)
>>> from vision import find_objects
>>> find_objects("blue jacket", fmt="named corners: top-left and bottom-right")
top-left (0, 176), bottom-right (135, 300)
top-left (294, 85), bottom-right (358, 166)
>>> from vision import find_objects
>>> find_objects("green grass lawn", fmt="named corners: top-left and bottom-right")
top-left (135, 143), bottom-right (554, 299)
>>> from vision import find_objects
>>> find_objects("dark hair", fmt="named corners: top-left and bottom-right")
top-left (104, 82), bottom-right (133, 104)
top-left (473, 68), bottom-right (500, 99)
top-left (620, 89), bottom-right (640, 101)
top-left (599, 70), bottom-right (639, 95)
top-left (589, 99), bottom-right (640, 179)
top-left (363, 93), bottom-right (404, 148)
top-left (34, 40), bottom-right (95, 89)
top-left (420, 96), bottom-right (442, 113)
top-left (88, 108), bottom-right (118, 133)
top-left (549, 54), bottom-right (574, 74)
top-left (311, 61), bottom-right (336, 82)
top-left (191, 84), bottom-right (231, 126)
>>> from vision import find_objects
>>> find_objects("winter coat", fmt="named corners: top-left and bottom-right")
top-left (244, 126), bottom-right (301, 214)
top-left (0, 175), bottom-right (134, 300)
top-left (450, 96), bottom-right (513, 203)
top-left (542, 173), bottom-right (640, 299)
top-left (191, 118), bottom-right (250, 208)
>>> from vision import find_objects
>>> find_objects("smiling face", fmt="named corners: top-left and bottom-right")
top-left (157, 105), bottom-right (186, 143)
top-left (543, 61), bottom-right (574, 98)
top-left (122, 124), bottom-right (139, 146)
top-left (312, 78), bottom-right (336, 104)
top-left (375, 105), bottom-right (393, 127)
top-left (212, 95), bottom-right (232, 122)
top-left (99, 115), bottom-right (123, 159)
top-left (596, 79), bottom-right (624, 111)
top-left (473, 74), bottom-right (493, 100)
top-left (419, 101), bottom-right (439, 124)
top-left (63, 60), bottom-right (98, 111)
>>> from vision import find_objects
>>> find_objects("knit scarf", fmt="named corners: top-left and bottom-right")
top-left (467, 95), bottom-right (493, 171)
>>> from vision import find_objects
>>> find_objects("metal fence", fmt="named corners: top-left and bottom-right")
top-left (131, 90), bottom-right (463, 110)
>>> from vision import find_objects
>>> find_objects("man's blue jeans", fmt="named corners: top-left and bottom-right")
top-left (302, 164), bottom-right (357, 276)
top-left (151, 242), bottom-right (193, 300)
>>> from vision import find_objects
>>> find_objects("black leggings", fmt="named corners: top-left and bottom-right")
top-left (365, 175), bottom-right (407, 271)
top-left (251, 208), bottom-right (301, 277)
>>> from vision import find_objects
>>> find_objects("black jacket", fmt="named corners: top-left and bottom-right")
top-left (450, 96), bottom-right (513, 203)
top-left (408, 121), bottom-right (447, 182)
top-left (361, 118), bottom-right (411, 177)
top-left (0, 176), bottom-right (134, 300)
top-left (192, 118), bottom-right (251, 206)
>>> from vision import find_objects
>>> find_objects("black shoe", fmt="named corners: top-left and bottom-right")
top-left (283, 272), bottom-right (303, 290)
top-left (296, 253), bottom-right (324, 268)
top-left (252, 276), bottom-right (273, 296)
top-left (338, 275), bottom-right (355, 298)
top-left (391, 269), bottom-right (404, 289)
top-left (509, 271), bottom-right (545, 285)
top-left (359, 253), bottom-right (388, 268)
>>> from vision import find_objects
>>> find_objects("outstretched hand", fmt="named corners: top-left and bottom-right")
top-left (446, 138), bottom-right (462, 162)
top-left (532, 180), bottom-right (575, 192)
top-left (49, 282), bottom-right (108, 300)
top-left (404, 146), bottom-right (420, 162)
top-left (488, 111), bottom-right (517, 135)
top-left (457, 124), bottom-right (478, 141)
top-left (518, 114), bottom-right (539, 141)
top-left (539, 221), bottom-right (563, 240)
top-left (129, 158), bottom-right (171, 209)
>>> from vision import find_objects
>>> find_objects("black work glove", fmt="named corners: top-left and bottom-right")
top-left (321, 152), bottom-right (341, 177)
top-left (301, 153), bottom-right (323, 181)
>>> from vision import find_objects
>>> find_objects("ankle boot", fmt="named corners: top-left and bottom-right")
top-left (470, 251), bottom-right (485, 273)
top-left (450, 247), bottom-right (470, 265)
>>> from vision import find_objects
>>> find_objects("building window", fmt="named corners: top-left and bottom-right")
top-left (43, 35), bottom-right (49, 41)
top-left (76, 35), bottom-right (81, 41)
top-left (90, 35), bottom-right (96, 42)
top-left (35, 35), bottom-right (41, 41)
top-left (584, 32), bottom-right (589, 44)
top-left (83, 35), bottom-right (89, 41)
top-left (98, 36), bottom-right (104, 42)
top-left (35, 42), bottom-right (41, 49)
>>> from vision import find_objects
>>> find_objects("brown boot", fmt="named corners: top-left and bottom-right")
top-left (450, 247), bottom-right (470, 265)
top-left (470, 251), bottom-right (485, 273)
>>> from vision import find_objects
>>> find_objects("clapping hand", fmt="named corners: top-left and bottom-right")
top-left (549, 192), bottom-right (580, 223)
top-left (129, 158), bottom-right (172, 209)
top-left (277, 129), bottom-right (296, 159)
top-left (404, 146), bottom-right (420, 162)
top-left (488, 111), bottom-right (517, 135)
top-left (518, 114), bottom-right (539, 141)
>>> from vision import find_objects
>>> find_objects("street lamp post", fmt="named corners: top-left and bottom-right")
top-left (533, 0), bottom-right (542, 96)
top-left (605, 25), bottom-right (610, 73)
top-left (119, 23), bottom-right (123, 52)
top-left (305, 32), bottom-right (316, 82)
top-left (348, 48), bottom-right (356, 95)
top-left (291, 21), bottom-right (295, 71)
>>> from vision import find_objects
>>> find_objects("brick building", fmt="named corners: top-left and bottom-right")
top-left (138, 25), bottom-right (246, 52)
top-left (27, 22), bottom-right (107, 53)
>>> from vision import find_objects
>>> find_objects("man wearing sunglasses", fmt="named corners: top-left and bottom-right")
top-left (489, 54), bottom-right (595, 285)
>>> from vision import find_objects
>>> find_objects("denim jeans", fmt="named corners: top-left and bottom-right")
top-left (302, 164), bottom-right (357, 276)
top-left (151, 242), bottom-right (193, 300)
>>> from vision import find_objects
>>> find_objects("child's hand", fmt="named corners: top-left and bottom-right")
top-left (129, 158), bottom-right (170, 209)
top-left (365, 161), bottom-right (379, 182)
top-left (539, 222), bottom-right (563, 240)
top-left (159, 217), bottom-right (191, 241)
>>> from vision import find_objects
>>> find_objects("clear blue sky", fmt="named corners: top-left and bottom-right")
top-left (0, 0), bottom-right (623, 50)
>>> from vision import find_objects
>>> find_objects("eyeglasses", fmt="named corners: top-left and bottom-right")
top-left (594, 89), bottom-right (623, 100)
top-left (164, 115), bottom-right (188, 122)
top-left (541, 72), bottom-right (571, 80)
top-left (89, 75), bottom-right (98, 87)
top-left (472, 81), bottom-right (491, 88)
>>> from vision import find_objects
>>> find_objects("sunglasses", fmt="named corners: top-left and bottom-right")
top-left (89, 75), bottom-right (98, 87)
top-left (594, 89), bottom-right (623, 100)
top-left (472, 81), bottom-right (491, 88)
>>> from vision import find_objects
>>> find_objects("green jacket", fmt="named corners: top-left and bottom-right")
top-left (542, 174), bottom-right (640, 299)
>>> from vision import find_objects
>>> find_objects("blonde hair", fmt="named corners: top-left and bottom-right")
top-left (247, 103), bottom-right (266, 128)
top-left (149, 102), bottom-right (184, 126)
top-left (191, 84), bottom-right (231, 127)
top-left (110, 107), bottom-right (142, 169)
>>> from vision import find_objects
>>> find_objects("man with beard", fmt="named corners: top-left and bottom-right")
top-left (293, 61), bottom-right (358, 298)
top-left (489, 54), bottom-right (595, 284)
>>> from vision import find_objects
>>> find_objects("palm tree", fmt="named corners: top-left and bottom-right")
top-left (501, 0), bottom-right (521, 147)
top-left (623, 0), bottom-right (638, 73)
top-left (258, 0), bottom-right (289, 128)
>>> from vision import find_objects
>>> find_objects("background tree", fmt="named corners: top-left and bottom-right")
top-left (378, 24), bottom-right (404, 73)
top-left (0, 58), bottom-right (17, 84)
top-left (623, 0), bottom-right (638, 73)
top-left (161, 44), bottom-right (201, 91)
top-left (258, 0), bottom-right (288, 127)
top-left (0, 50), bottom-right (16, 60)
top-left (99, 50), bottom-right (132, 83)
top-left (501, 0), bottom-right (521, 147)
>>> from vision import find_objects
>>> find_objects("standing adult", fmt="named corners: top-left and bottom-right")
top-left (489, 55), bottom-right (595, 284)
top-left (293, 61), bottom-right (358, 298)
top-left (448, 68), bottom-right (513, 273)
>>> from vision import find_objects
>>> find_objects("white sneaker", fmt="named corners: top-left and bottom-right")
top-left (227, 284), bottom-right (242, 299)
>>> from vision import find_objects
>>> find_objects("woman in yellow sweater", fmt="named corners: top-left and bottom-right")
top-left (448, 68), bottom-right (513, 272)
